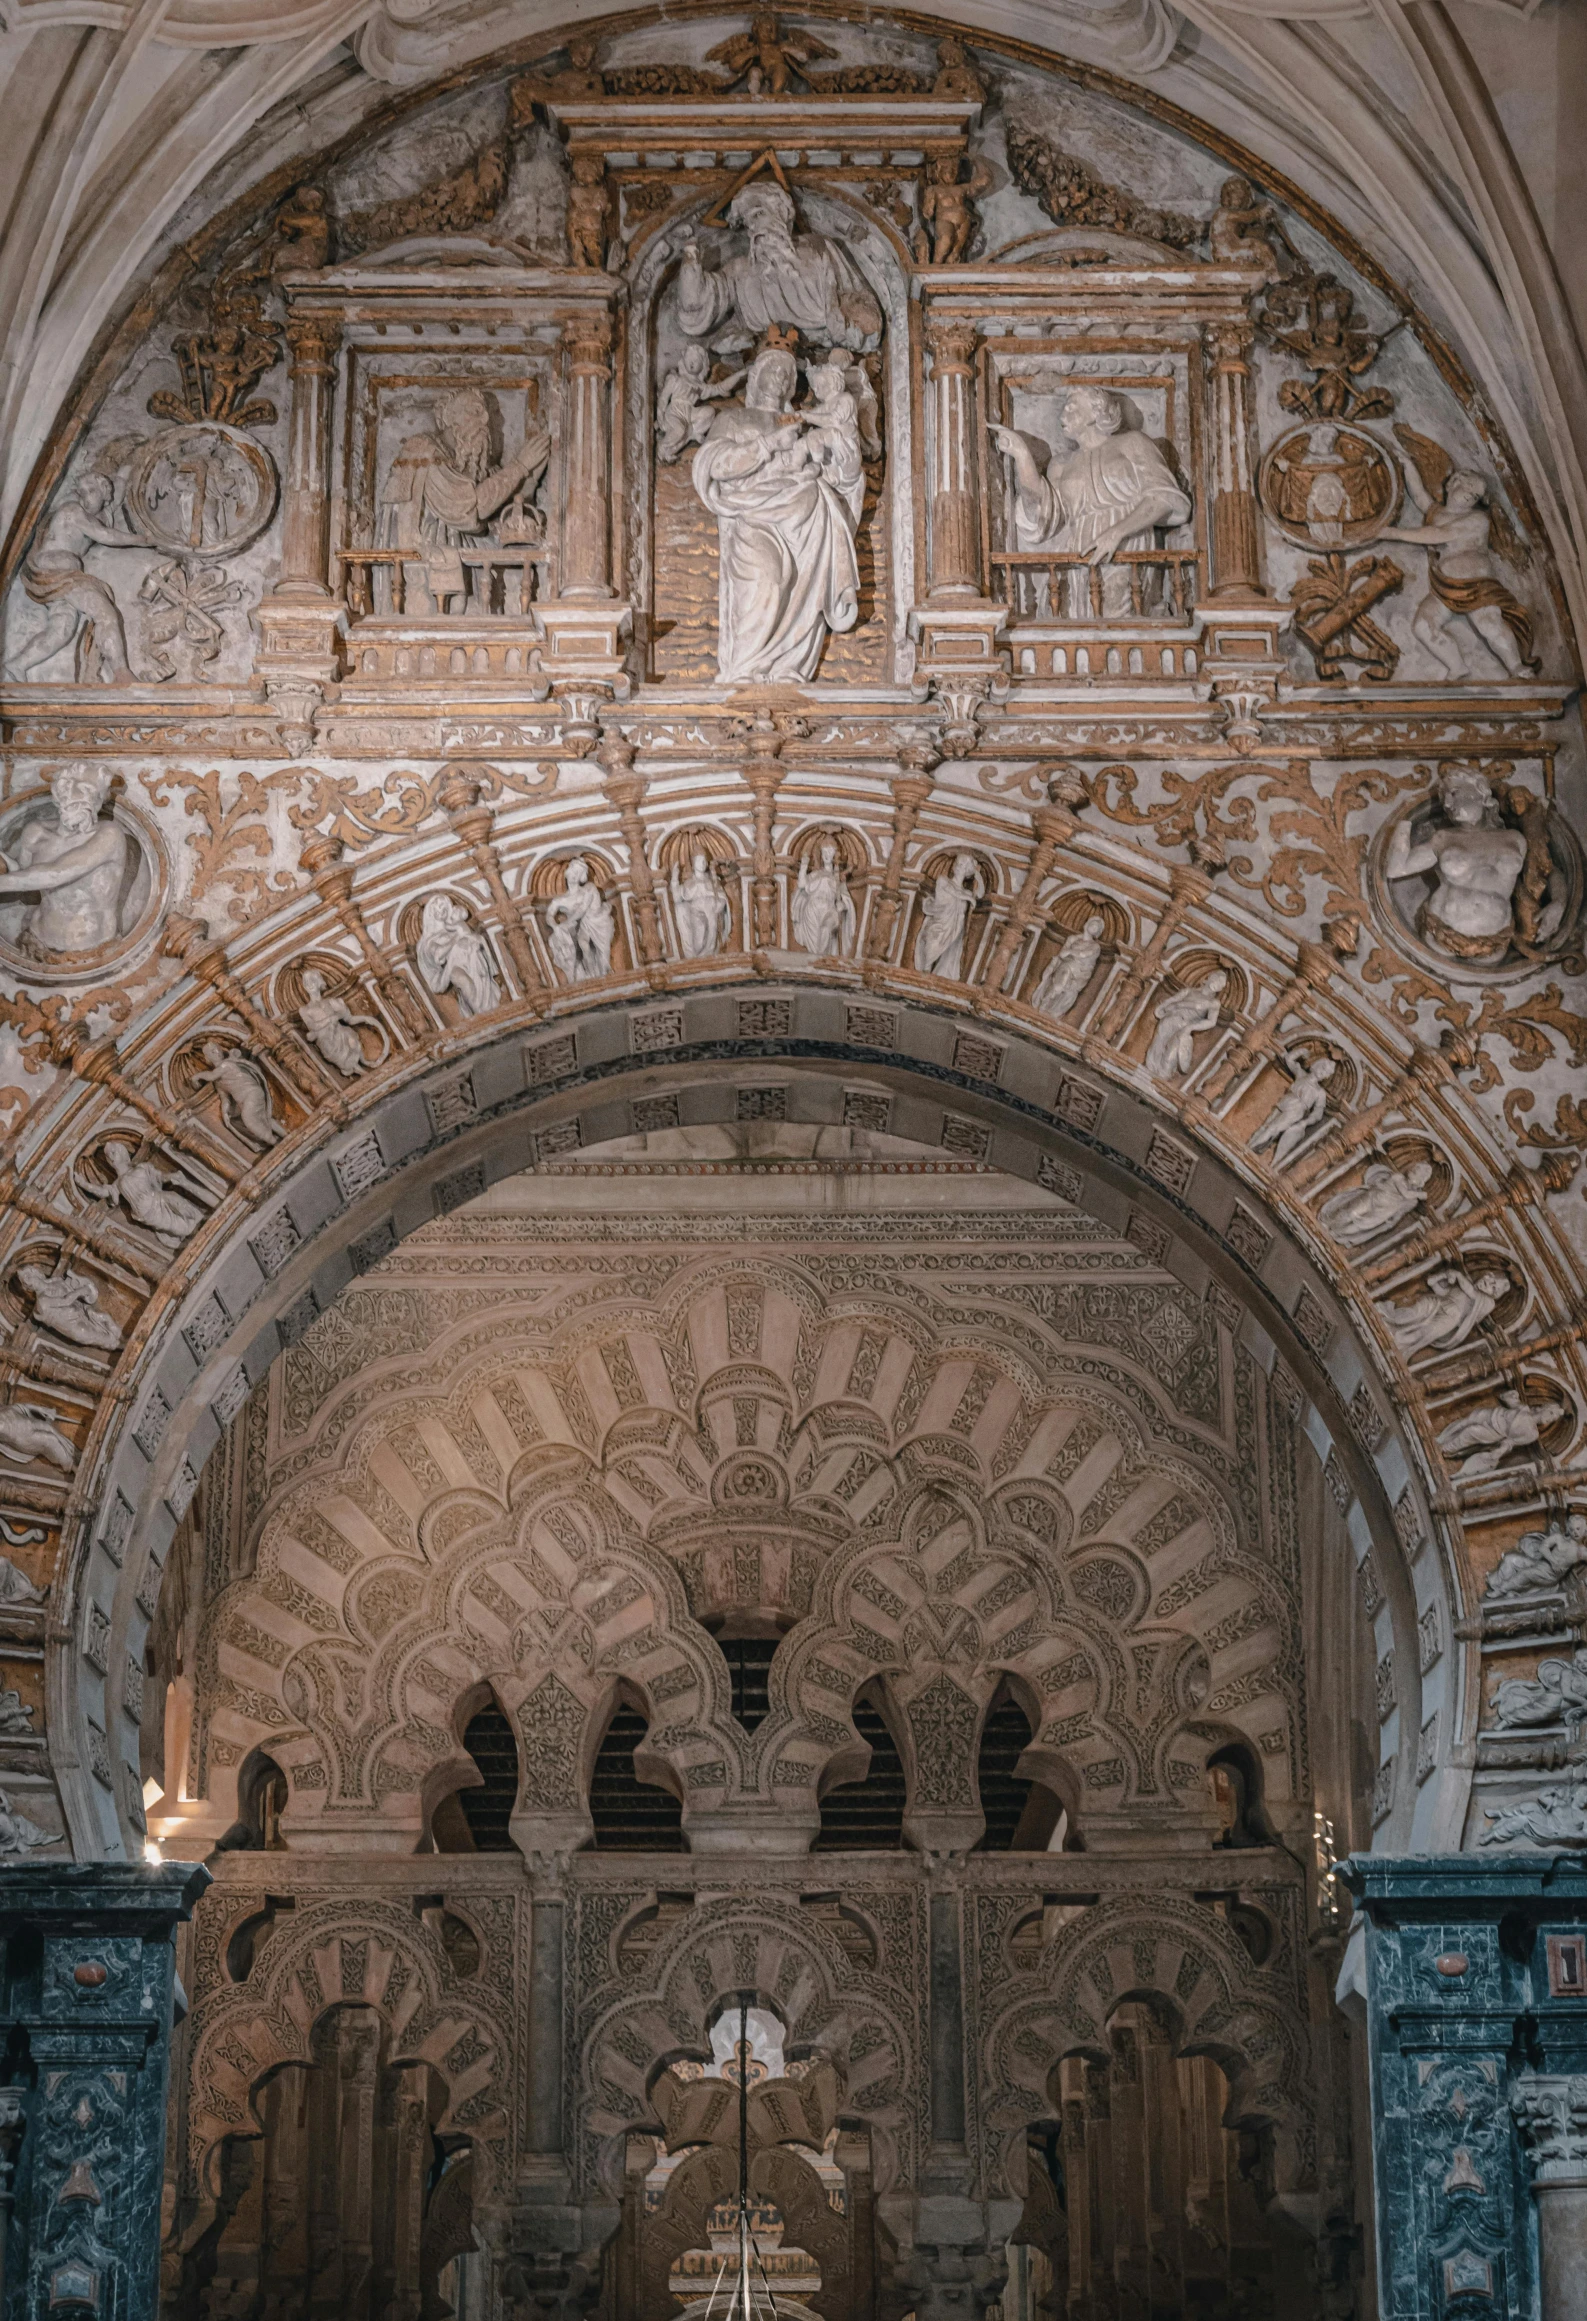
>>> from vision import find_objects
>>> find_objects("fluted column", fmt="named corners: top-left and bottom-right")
top-left (1514, 2075), bottom-right (1587, 2321)
top-left (1205, 319), bottom-right (1264, 600)
top-left (925, 318), bottom-right (982, 598)
top-left (277, 314), bottom-right (341, 597)
top-left (560, 311), bottom-right (614, 600)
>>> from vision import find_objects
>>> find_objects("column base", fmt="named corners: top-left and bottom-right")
top-left (534, 600), bottom-right (633, 695)
top-left (908, 596), bottom-right (1009, 680)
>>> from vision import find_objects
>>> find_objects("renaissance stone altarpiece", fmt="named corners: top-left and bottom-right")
top-left (0, 9), bottom-right (1584, 2320)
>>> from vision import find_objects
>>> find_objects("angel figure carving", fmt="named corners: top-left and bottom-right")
top-left (545, 857), bottom-right (615, 983)
top-left (920, 155), bottom-right (994, 266)
top-left (704, 12), bottom-right (839, 93)
top-left (1380, 428), bottom-right (1538, 679)
top-left (18, 1261), bottom-right (122, 1353)
top-left (297, 969), bottom-right (386, 1077)
top-left (1485, 1515), bottom-right (1587, 1603)
top-left (416, 895), bottom-right (499, 1018)
top-left (914, 855), bottom-right (985, 979)
top-left (192, 1041), bottom-right (283, 1148)
top-left (84, 1140), bottom-right (206, 1244)
top-left (1318, 1158), bottom-right (1432, 1246)
top-left (1145, 972), bottom-right (1226, 1080)
top-left (791, 839), bottom-right (856, 958)
top-left (1382, 1267), bottom-right (1508, 1359)
top-left (1249, 1055), bottom-right (1336, 1169)
top-left (0, 1403), bottom-right (74, 1472)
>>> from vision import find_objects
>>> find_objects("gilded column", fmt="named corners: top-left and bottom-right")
top-left (560, 310), bottom-right (614, 600)
top-left (1205, 320), bottom-right (1265, 600)
top-left (866, 739), bottom-right (938, 962)
top-left (925, 318), bottom-right (983, 598)
top-left (277, 313), bottom-right (341, 597)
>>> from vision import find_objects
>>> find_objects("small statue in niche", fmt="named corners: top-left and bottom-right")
top-left (416, 895), bottom-right (499, 1017)
top-left (1378, 429), bottom-right (1538, 679)
top-left (704, 12), bottom-right (839, 95)
top-left (1485, 1514), bottom-right (1587, 1603)
top-left (14, 471), bottom-right (139, 683)
top-left (919, 155), bottom-right (994, 266)
top-left (671, 849), bottom-right (732, 959)
top-left (0, 764), bottom-right (133, 959)
top-left (1317, 1156), bottom-right (1432, 1246)
top-left (0, 1688), bottom-right (33, 1735)
top-left (656, 346), bottom-right (746, 464)
top-left (1382, 1266), bottom-right (1509, 1358)
top-left (1259, 271), bottom-right (1397, 422)
top-left (544, 857), bottom-right (615, 983)
top-left (1385, 768), bottom-right (1546, 966)
top-left (0, 1403), bottom-right (74, 1472)
top-left (379, 388), bottom-right (551, 615)
top-left (1031, 915), bottom-right (1104, 1019)
top-left (914, 854), bottom-right (985, 979)
top-left (1248, 1054), bottom-right (1337, 1169)
top-left (84, 1140), bottom-right (206, 1244)
top-left (1145, 971), bottom-right (1227, 1079)
top-left (931, 36), bottom-right (987, 104)
top-left (1438, 1388), bottom-right (1568, 1478)
top-left (567, 153), bottom-right (613, 271)
top-left (17, 1260), bottom-right (122, 1353)
top-left (1208, 175), bottom-right (1286, 277)
top-left (272, 184), bottom-right (331, 275)
top-left (296, 969), bottom-right (385, 1076)
top-left (791, 838), bottom-right (856, 957)
top-left (191, 1041), bottom-right (283, 1148)
top-left (988, 387), bottom-right (1192, 621)
top-left (675, 182), bottom-right (883, 353)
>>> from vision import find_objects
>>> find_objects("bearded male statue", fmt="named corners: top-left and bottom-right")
top-left (675, 182), bottom-right (883, 354)
top-left (380, 387), bottom-right (551, 614)
top-left (988, 385), bottom-right (1191, 620)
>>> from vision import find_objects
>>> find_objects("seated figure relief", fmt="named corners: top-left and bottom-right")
top-left (379, 388), bottom-right (551, 614)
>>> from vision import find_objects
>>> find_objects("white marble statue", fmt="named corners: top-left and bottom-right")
top-left (791, 839), bottom-right (856, 958)
top-left (1377, 460), bottom-right (1538, 680)
top-left (0, 1789), bottom-right (55, 1854)
top-left (18, 1262), bottom-right (121, 1352)
top-left (674, 183), bottom-right (883, 353)
top-left (656, 346), bottom-right (744, 464)
top-left (0, 1555), bottom-right (45, 1606)
top-left (671, 849), bottom-right (731, 959)
top-left (1383, 1267), bottom-right (1508, 1359)
top-left (1385, 768), bottom-right (1528, 966)
top-left (914, 854), bottom-right (985, 979)
top-left (417, 895), bottom-right (499, 1017)
top-left (0, 1686), bottom-right (33, 1735)
top-left (1438, 1390), bottom-right (1568, 1478)
top-left (193, 1041), bottom-right (283, 1147)
top-left (1490, 1647), bottom-right (1587, 1730)
top-left (0, 763), bottom-right (132, 957)
top-left (297, 969), bottom-right (385, 1077)
top-left (1146, 972), bottom-right (1227, 1079)
top-left (1248, 1056), bottom-right (1336, 1170)
top-left (14, 473), bottom-right (137, 682)
top-left (379, 387), bottom-right (551, 614)
top-left (691, 344), bottom-right (864, 686)
top-left (1318, 1159), bottom-right (1433, 1246)
top-left (1485, 1515), bottom-right (1587, 1603)
top-left (0, 1403), bottom-right (74, 1472)
top-left (1031, 915), bottom-right (1104, 1019)
top-left (545, 857), bottom-right (615, 983)
top-left (988, 386), bottom-right (1192, 620)
top-left (84, 1140), bottom-right (206, 1244)
top-left (1481, 1783), bottom-right (1587, 1849)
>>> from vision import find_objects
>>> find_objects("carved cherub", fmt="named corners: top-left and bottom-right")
top-left (919, 154), bottom-right (994, 266)
top-left (1208, 176), bottom-right (1287, 277)
top-left (656, 345), bottom-right (745, 464)
top-left (192, 1041), bottom-right (283, 1148)
top-left (704, 12), bottom-right (839, 94)
top-left (272, 185), bottom-right (330, 275)
top-left (568, 153), bottom-right (613, 271)
top-left (1379, 427), bottom-right (1538, 679)
top-left (931, 36), bottom-right (987, 104)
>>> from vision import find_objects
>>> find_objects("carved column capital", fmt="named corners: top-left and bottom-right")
top-left (283, 311), bottom-right (340, 373)
top-left (925, 315), bottom-right (979, 372)
top-left (1205, 316), bottom-right (1255, 369)
top-left (1513, 2074), bottom-right (1587, 2185)
top-left (562, 307), bottom-right (614, 372)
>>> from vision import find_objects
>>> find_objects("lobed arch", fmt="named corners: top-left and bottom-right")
top-left (46, 983), bottom-right (1470, 1864)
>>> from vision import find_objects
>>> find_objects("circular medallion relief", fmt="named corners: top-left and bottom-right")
top-left (125, 423), bottom-right (278, 558)
top-left (1368, 768), bottom-right (1583, 981)
top-left (0, 775), bottom-right (167, 985)
top-left (1259, 424), bottom-right (1400, 550)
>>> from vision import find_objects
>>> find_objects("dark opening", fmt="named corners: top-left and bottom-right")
top-left (976, 1685), bottom-right (1059, 1851)
top-left (458, 1701), bottom-right (519, 1852)
top-left (721, 1634), bottom-right (778, 1733)
top-left (1210, 1743), bottom-right (1271, 1849)
top-left (589, 1703), bottom-right (687, 1850)
top-left (813, 1693), bottom-right (906, 1850)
